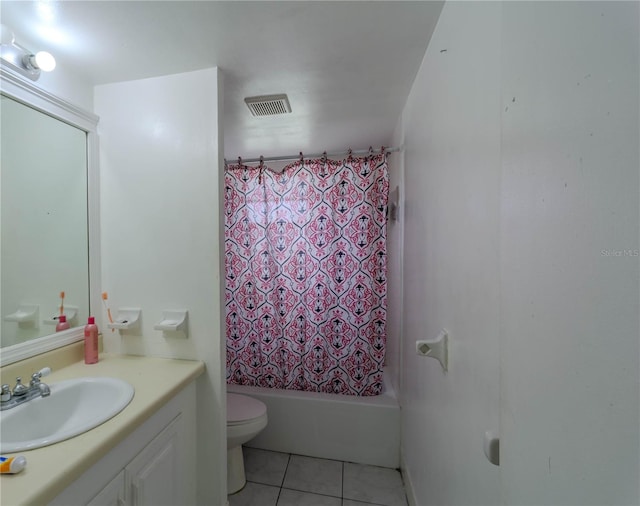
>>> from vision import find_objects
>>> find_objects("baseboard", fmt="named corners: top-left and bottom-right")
top-left (400, 450), bottom-right (418, 506)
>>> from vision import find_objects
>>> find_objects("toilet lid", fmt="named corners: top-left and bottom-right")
top-left (227, 393), bottom-right (267, 425)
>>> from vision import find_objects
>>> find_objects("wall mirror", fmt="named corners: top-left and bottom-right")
top-left (0, 65), bottom-right (100, 366)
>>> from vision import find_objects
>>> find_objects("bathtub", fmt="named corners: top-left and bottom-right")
top-left (227, 374), bottom-right (400, 468)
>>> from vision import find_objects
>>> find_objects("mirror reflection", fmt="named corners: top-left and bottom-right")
top-left (1, 94), bottom-right (89, 347)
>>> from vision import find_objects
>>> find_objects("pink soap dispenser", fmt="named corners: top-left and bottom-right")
top-left (84, 316), bottom-right (99, 364)
top-left (55, 314), bottom-right (70, 332)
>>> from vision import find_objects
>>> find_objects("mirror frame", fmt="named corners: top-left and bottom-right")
top-left (0, 65), bottom-right (101, 366)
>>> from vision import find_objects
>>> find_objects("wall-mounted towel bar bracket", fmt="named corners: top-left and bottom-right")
top-left (416, 329), bottom-right (448, 371)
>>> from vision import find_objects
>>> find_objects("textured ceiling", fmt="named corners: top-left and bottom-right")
top-left (1, 1), bottom-right (443, 160)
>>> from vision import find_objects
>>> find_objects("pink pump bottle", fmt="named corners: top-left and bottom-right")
top-left (84, 316), bottom-right (99, 364)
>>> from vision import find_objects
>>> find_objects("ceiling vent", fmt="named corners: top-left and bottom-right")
top-left (244, 94), bottom-right (291, 117)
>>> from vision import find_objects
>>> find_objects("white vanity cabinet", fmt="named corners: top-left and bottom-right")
top-left (125, 415), bottom-right (181, 505)
top-left (87, 471), bottom-right (125, 506)
top-left (86, 416), bottom-right (181, 506)
top-left (50, 382), bottom-right (196, 506)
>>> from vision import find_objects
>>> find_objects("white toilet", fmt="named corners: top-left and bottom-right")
top-left (226, 393), bottom-right (268, 494)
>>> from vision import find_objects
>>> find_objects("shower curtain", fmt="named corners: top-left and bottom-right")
top-left (225, 153), bottom-right (388, 396)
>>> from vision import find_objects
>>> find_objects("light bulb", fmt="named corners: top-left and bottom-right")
top-left (34, 51), bottom-right (56, 71)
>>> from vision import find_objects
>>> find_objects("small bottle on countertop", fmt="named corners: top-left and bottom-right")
top-left (84, 316), bottom-right (99, 364)
top-left (56, 314), bottom-right (70, 332)
top-left (0, 455), bottom-right (27, 474)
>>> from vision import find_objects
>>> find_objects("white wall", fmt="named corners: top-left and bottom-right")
top-left (399, 1), bottom-right (639, 505)
top-left (399, 2), bottom-right (502, 505)
top-left (34, 64), bottom-right (94, 112)
top-left (499, 2), bottom-right (639, 504)
top-left (94, 68), bottom-right (226, 505)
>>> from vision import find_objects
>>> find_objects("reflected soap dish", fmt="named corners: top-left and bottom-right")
top-left (44, 305), bottom-right (78, 326)
top-left (4, 305), bottom-right (39, 327)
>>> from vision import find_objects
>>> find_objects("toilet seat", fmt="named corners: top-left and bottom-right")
top-left (227, 393), bottom-right (267, 426)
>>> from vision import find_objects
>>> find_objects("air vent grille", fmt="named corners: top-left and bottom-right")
top-left (245, 94), bottom-right (292, 117)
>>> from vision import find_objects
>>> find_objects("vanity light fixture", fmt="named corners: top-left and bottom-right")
top-left (0, 24), bottom-right (56, 81)
top-left (24, 51), bottom-right (56, 72)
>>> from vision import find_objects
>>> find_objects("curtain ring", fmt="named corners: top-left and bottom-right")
top-left (368, 146), bottom-right (373, 157)
top-left (299, 152), bottom-right (304, 164)
top-left (258, 156), bottom-right (264, 183)
top-left (321, 151), bottom-right (328, 176)
top-left (238, 156), bottom-right (242, 168)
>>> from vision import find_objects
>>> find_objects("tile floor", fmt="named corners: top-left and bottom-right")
top-left (228, 448), bottom-right (408, 506)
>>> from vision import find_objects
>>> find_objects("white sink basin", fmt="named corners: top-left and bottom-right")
top-left (0, 377), bottom-right (134, 453)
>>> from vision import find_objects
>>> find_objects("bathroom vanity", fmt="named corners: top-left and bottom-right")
top-left (0, 345), bottom-right (204, 505)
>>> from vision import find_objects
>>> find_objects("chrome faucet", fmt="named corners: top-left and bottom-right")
top-left (0, 367), bottom-right (51, 411)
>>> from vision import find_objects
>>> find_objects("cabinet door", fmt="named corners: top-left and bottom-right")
top-left (127, 414), bottom-right (182, 506)
top-left (87, 470), bottom-right (126, 506)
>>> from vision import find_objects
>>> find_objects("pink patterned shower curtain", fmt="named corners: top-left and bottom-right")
top-left (225, 153), bottom-right (388, 396)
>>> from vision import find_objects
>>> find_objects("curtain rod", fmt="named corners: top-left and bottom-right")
top-left (224, 146), bottom-right (402, 165)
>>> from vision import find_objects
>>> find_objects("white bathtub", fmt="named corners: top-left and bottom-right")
top-left (227, 374), bottom-right (400, 468)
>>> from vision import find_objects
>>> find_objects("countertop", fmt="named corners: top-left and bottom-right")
top-left (0, 353), bottom-right (205, 505)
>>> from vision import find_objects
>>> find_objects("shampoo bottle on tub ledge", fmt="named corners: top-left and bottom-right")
top-left (84, 316), bottom-right (99, 364)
